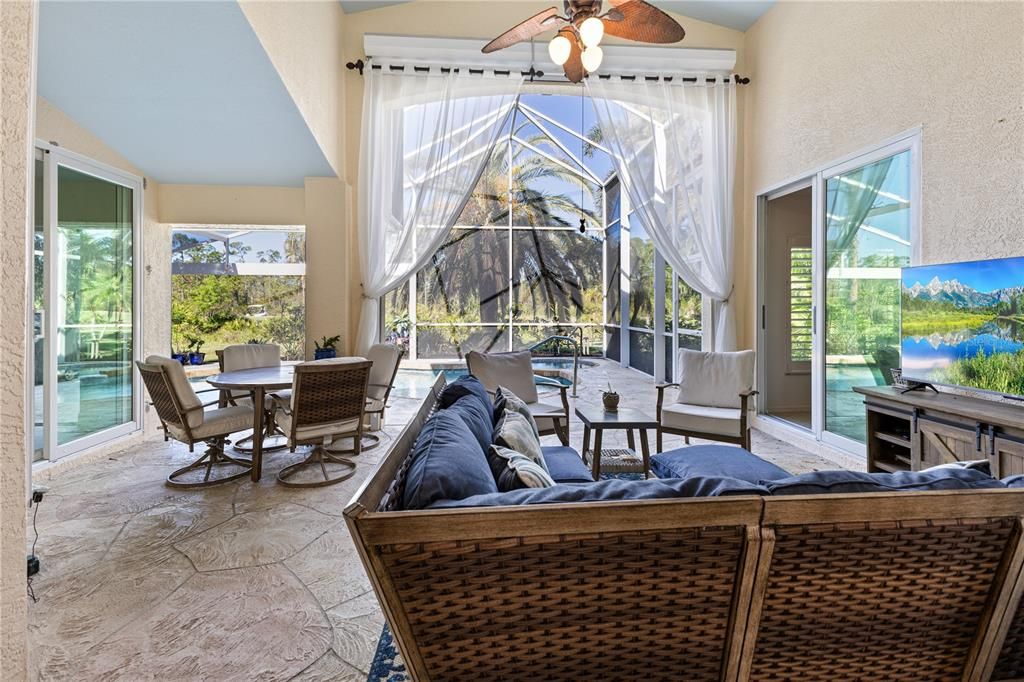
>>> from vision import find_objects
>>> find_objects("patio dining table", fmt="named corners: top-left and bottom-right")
top-left (208, 364), bottom-right (294, 482)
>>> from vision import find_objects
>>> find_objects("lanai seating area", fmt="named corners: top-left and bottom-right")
top-left (2, 1), bottom-right (1023, 681)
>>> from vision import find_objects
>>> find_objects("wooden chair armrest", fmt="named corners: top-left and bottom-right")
top-left (656, 383), bottom-right (679, 393)
top-left (739, 389), bottom-right (759, 398)
top-left (656, 383), bottom-right (679, 421)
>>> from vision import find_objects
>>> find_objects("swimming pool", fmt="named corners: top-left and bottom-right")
top-left (391, 358), bottom-right (595, 399)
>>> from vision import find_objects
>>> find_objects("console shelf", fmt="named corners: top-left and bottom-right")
top-left (855, 386), bottom-right (1024, 477)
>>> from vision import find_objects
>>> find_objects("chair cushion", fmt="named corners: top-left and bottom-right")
top-left (222, 344), bottom-right (281, 372)
top-left (542, 446), bottom-right (594, 483)
top-left (276, 409), bottom-right (360, 444)
top-left (438, 375), bottom-right (492, 416)
top-left (651, 445), bottom-right (791, 484)
top-left (466, 350), bottom-right (538, 403)
top-left (661, 403), bottom-right (742, 437)
top-left (446, 395), bottom-right (493, 456)
top-left (676, 349), bottom-right (754, 409)
top-left (493, 410), bottom-right (547, 471)
top-left (146, 355), bottom-right (204, 428)
top-left (429, 476), bottom-right (769, 509)
top-left (763, 468), bottom-right (1006, 496)
top-left (403, 410), bottom-right (498, 509)
top-left (366, 343), bottom-right (402, 389)
top-left (490, 445), bottom-right (556, 490)
top-left (166, 405), bottom-right (253, 441)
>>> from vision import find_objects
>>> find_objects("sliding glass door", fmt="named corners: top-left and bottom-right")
top-left (33, 147), bottom-right (141, 461)
top-left (820, 144), bottom-right (915, 449)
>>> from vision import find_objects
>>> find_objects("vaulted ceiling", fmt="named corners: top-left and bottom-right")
top-left (339, 1), bottom-right (775, 32)
top-left (38, 1), bottom-right (334, 187)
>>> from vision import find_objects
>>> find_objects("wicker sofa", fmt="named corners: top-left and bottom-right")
top-left (344, 374), bottom-right (1024, 681)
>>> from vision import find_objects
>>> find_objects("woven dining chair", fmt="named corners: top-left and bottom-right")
top-left (271, 357), bottom-right (372, 488)
top-left (331, 343), bottom-right (402, 455)
top-left (216, 344), bottom-right (287, 453)
top-left (137, 356), bottom-right (254, 487)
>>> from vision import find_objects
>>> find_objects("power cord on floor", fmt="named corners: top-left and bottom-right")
top-left (27, 489), bottom-right (44, 603)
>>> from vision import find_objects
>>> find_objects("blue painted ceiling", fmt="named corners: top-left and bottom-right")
top-left (38, 1), bottom-right (334, 187)
top-left (339, 1), bottom-right (775, 32)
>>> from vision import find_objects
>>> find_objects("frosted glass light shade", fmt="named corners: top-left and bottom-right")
top-left (548, 35), bottom-right (571, 66)
top-left (581, 45), bottom-right (603, 72)
top-left (579, 17), bottom-right (604, 47)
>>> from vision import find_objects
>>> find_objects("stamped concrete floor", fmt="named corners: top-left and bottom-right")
top-left (27, 359), bottom-right (839, 680)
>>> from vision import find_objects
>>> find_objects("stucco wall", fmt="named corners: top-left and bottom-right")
top-left (35, 97), bottom-right (167, 438)
top-left (0, 1), bottom-right (34, 676)
top-left (239, 0), bottom-right (346, 178)
top-left (340, 1), bottom-right (749, 341)
top-left (741, 0), bottom-right (1024, 349)
top-left (158, 183), bottom-right (305, 225)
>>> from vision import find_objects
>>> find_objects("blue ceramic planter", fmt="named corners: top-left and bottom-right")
top-left (314, 348), bottom-right (336, 360)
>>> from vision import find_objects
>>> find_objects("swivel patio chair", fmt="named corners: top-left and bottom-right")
top-left (656, 348), bottom-right (757, 452)
top-left (271, 357), bottom-right (372, 488)
top-left (330, 343), bottom-right (403, 455)
top-left (137, 356), bottom-right (255, 488)
top-left (466, 350), bottom-right (570, 445)
top-left (216, 343), bottom-right (287, 453)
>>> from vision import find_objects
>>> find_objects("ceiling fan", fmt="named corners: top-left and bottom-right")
top-left (482, 0), bottom-right (685, 83)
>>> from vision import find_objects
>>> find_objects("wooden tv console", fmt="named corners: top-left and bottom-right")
top-left (854, 386), bottom-right (1024, 477)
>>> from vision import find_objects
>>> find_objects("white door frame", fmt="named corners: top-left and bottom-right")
top-left (33, 141), bottom-right (145, 461)
top-left (755, 126), bottom-right (922, 459)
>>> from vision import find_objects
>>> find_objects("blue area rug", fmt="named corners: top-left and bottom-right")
top-left (366, 471), bottom-right (652, 680)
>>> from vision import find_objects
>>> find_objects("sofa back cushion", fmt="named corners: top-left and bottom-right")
top-left (438, 375), bottom-right (492, 414)
top-left (676, 349), bottom-right (755, 409)
top-left (402, 410), bottom-right (498, 509)
top-left (763, 468), bottom-right (1005, 496)
top-left (466, 351), bottom-right (538, 403)
top-left (430, 476), bottom-right (769, 509)
top-left (445, 394), bottom-right (493, 456)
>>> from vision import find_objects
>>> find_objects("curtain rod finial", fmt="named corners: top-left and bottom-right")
top-left (346, 59), bottom-right (365, 75)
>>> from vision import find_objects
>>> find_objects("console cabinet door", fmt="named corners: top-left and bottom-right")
top-left (992, 435), bottom-right (1024, 478)
top-left (918, 419), bottom-right (983, 468)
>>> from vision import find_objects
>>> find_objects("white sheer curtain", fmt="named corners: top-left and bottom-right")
top-left (586, 76), bottom-right (737, 351)
top-left (356, 66), bottom-right (523, 352)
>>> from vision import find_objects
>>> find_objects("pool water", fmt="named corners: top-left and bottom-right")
top-left (392, 358), bottom-right (590, 400)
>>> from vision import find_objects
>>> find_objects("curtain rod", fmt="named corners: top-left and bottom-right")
top-left (344, 58), bottom-right (750, 84)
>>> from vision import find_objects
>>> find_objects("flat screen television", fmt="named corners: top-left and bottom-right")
top-left (901, 255), bottom-right (1024, 399)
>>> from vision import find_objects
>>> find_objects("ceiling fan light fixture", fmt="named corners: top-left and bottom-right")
top-left (581, 45), bottom-right (603, 73)
top-left (579, 17), bottom-right (604, 48)
top-left (548, 33), bottom-right (572, 66)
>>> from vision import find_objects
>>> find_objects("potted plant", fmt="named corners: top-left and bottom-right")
top-left (602, 381), bottom-right (620, 412)
top-left (247, 337), bottom-right (269, 345)
top-left (314, 335), bottom-right (341, 360)
top-left (186, 336), bottom-right (206, 365)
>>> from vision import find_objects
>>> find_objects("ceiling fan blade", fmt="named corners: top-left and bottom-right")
top-left (563, 37), bottom-right (585, 83)
top-left (603, 0), bottom-right (685, 44)
top-left (482, 7), bottom-right (562, 53)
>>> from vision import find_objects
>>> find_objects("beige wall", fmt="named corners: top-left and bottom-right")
top-left (0, 1), bottom-right (34, 675)
top-left (340, 0), bottom-right (748, 339)
top-left (239, 0), bottom-right (346, 178)
top-left (158, 183), bottom-right (305, 225)
top-left (304, 177), bottom-right (353, 355)
top-left (741, 0), bottom-right (1024, 349)
top-left (35, 97), bottom-right (167, 437)
top-left (763, 187), bottom-right (811, 414)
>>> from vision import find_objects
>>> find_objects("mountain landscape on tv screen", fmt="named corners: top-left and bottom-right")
top-left (902, 265), bottom-right (1024, 396)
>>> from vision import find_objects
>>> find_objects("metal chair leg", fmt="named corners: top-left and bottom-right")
top-left (327, 411), bottom-right (383, 455)
top-left (276, 445), bottom-right (358, 488)
top-left (166, 438), bottom-right (253, 488)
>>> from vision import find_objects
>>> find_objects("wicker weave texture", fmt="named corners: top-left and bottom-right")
top-left (379, 526), bottom-right (747, 680)
top-left (994, 594), bottom-right (1024, 680)
top-left (138, 365), bottom-right (185, 430)
top-left (293, 362), bottom-right (370, 428)
top-left (749, 518), bottom-right (1015, 681)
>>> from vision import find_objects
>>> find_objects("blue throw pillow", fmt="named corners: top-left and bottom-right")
top-left (763, 468), bottom-right (1005, 496)
top-left (402, 410), bottom-right (498, 510)
top-left (541, 446), bottom-right (594, 483)
top-left (438, 375), bottom-right (492, 415)
top-left (429, 476), bottom-right (769, 509)
top-left (445, 395), bottom-right (493, 456)
top-left (652, 445), bottom-right (790, 484)
top-left (1003, 474), bottom-right (1024, 488)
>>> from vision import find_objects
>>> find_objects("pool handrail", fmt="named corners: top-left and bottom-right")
top-left (528, 330), bottom-right (581, 397)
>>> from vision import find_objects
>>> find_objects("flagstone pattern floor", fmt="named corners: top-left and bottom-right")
top-left (27, 359), bottom-right (840, 680)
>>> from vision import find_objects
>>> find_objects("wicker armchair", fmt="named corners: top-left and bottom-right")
top-left (465, 350), bottom-right (569, 445)
top-left (272, 357), bottom-right (371, 487)
top-left (656, 348), bottom-right (757, 451)
top-left (215, 344), bottom-right (286, 453)
top-left (332, 343), bottom-right (402, 455)
top-left (137, 356), bottom-right (254, 487)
